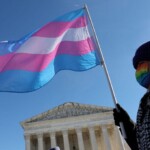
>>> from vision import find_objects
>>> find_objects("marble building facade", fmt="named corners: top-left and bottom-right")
top-left (21, 102), bottom-right (131, 150)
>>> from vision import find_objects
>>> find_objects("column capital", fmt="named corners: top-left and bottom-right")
top-left (101, 125), bottom-right (107, 130)
top-left (37, 132), bottom-right (43, 138)
top-left (101, 125), bottom-right (113, 133)
top-left (62, 129), bottom-right (68, 135)
top-left (75, 127), bottom-right (82, 133)
top-left (50, 131), bottom-right (56, 137)
top-left (24, 134), bottom-right (31, 140)
top-left (88, 126), bottom-right (95, 131)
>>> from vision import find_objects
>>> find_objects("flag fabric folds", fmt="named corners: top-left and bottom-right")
top-left (0, 8), bottom-right (100, 92)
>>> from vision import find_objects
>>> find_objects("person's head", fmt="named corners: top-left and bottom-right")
top-left (133, 41), bottom-right (150, 89)
top-left (50, 146), bottom-right (60, 150)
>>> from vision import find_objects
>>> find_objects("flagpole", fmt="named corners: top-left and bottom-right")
top-left (84, 4), bottom-right (127, 140)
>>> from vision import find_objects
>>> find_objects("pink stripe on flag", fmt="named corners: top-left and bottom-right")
top-left (57, 37), bottom-right (95, 55)
top-left (0, 38), bottom-right (95, 72)
top-left (32, 16), bottom-right (87, 38)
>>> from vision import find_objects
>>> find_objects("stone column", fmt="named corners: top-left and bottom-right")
top-left (76, 128), bottom-right (85, 150)
top-left (50, 132), bottom-right (56, 148)
top-left (114, 126), bottom-right (127, 150)
top-left (37, 133), bottom-right (44, 150)
top-left (62, 130), bottom-right (70, 150)
top-left (24, 134), bottom-right (31, 150)
top-left (88, 126), bottom-right (98, 150)
top-left (101, 126), bottom-right (112, 150)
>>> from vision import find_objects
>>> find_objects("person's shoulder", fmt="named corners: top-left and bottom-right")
top-left (139, 91), bottom-right (150, 108)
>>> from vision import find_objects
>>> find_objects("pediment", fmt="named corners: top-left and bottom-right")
top-left (23, 102), bottom-right (113, 123)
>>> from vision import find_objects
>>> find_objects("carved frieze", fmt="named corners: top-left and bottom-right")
top-left (25, 102), bottom-right (112, 123)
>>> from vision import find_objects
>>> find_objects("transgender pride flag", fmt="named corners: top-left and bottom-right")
top-left (0, 8), bottom-right (100, 92)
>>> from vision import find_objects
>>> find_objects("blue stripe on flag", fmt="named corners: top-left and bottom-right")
top-left (0, 51), bottom-right (99, 92)
top-left (54, 8), bottom-right (85, 22)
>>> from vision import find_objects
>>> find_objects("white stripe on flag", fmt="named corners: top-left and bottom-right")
top-left (16, 26), bottom-right (90, 54)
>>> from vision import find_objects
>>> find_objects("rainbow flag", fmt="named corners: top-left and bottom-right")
top-left (0, 8), bottom-right (100, 92)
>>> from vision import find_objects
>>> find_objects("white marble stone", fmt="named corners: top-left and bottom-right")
top-left (21, 102), bottom-right (131, 150)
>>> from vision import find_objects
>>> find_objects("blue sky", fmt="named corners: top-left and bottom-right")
top-left (0, 0), bottom-right (150, 149)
